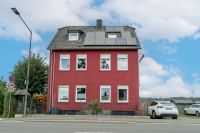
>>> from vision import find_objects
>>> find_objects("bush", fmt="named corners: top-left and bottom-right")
top-left (3, 92), bottom-right (17, 117)
top-left (0, 89), bottom-right (5, 115)
top-left (86, 100), bottom-right (102, 115)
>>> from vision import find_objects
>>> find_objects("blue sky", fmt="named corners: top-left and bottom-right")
top-left (1, 0), bottom-right (200, 97)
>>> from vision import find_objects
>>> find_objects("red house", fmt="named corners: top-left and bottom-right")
top-left (47, 20), bottom-right (141, 115)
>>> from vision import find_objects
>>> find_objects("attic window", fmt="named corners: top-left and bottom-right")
top-left (68, 32), bottom-right (79, 41)
top-left (106, 32), bottom-right (121, 38)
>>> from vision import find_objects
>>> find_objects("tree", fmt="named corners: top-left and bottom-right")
top-left (13, 54), bottom-right (48, 96)
top-left (0, 77), bottom-right (6, 115)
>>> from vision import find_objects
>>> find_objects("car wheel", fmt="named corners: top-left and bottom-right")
top-left (172, 117), bottom-right (178, 119)
top-left (184, 110), bottom-right (187, 115)
top-left (152, 111), bottom-right (157, 119)
top-left (195, 111), bottom-right (200, 117)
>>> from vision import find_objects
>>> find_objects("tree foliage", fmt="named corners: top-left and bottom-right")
top-left (3, 92), bottom-right (17, 117)
top-left (13, 54), bottom-right (48, 96)
top-left (0, 77), bottom-right (6, 115)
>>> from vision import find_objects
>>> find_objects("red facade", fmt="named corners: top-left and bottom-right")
top-left (48, 49), bottom-right (139, 113)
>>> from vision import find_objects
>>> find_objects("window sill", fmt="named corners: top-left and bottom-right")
top-left (76, 100), bottom-right (86, 103)
top-left (59, 69), bottom-right (70, 71)
top-left (58, 100), bottom-right (69, 102)
top-left (100, 101), bottom-right (111, 103)
top-left (118, 101), bottom-right (129, 103)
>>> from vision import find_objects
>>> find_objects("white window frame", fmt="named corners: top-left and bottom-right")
top-left (58, 85), bottom-right (69, 102)
top-left (100, 85), bottom-right (111, 103)
top-left (76, 85), bottom-right (86, 102)
top-left (76, 54), bottom-right (87, 71)
top-left (59, 54), bottom-right (70, 71)
top-left (118, 85), bottom-right (128, 103)
top-left (100, 54), bottom-right (111, 71)
top-left (117, 54), bottom-right (128, 70)
top-left (68, 33), bottom-right (79, 41)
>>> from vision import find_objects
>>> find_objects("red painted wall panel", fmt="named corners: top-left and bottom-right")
top-left (48, 50), bottom-right (139, 112)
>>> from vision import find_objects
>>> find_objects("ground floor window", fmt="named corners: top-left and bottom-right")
top-left (118, 85), bottom-right (128, 103)
top-left (100, 85), bottom-right (111, 103)
top-left (58, 85), bottom-right (69, 102)
top-left (76, 85), bottom-right (86, 102)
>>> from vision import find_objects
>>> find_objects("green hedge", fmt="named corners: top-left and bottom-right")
top-left (3, 92), bottom-right (17, 117)
top-left (0, 89), bottom-right (5, 115)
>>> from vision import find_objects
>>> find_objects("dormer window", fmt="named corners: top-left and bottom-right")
top-left (108, 34), bottom-right (117, 38)
top-left (106, 32), bottom-right (121, 38)
top-left (68, 32), bottom-right (79, 41)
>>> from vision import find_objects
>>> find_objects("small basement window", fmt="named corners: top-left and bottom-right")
top-left (106, 32), bottom-right (121, 38)
top-left (68, 32), bottom-right (79, 41)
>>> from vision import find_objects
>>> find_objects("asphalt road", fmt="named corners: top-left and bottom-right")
top-left (0, 119), bottom-right (200, 133)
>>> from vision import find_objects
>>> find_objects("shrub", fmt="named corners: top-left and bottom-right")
top-left (86, 100), bottom-right (102, 115)
top-left (3, 92), bottom-right (17, 117)
top-left (0, 89), bottom-right (5, 115)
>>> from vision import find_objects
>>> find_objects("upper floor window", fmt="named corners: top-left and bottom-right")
top-left (60, 54), bottom-right (70, 70)
top-left (68, 33), bottom-right (79, 41)
top-left (76, 54), bottom-right (87, 70)
top-left (100, 54), bottom-right (111, 71)
top-left (117, 54), bottom-right (128, 70)
top-left (58, 85), bottom-right (69, 102)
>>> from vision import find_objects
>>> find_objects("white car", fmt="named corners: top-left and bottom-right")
top-left (184, 104), bottom-right (200, 116)
top-left (148, 101), bottom-right (179, 119)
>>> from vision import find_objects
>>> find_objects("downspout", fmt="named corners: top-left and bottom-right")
top-left (51, 51), bottom-right (55, 109)
top-left (48, 49), bottom-right (53, 113)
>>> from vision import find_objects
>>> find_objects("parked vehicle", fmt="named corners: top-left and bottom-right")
top-left (148, 101), bottom-right (179, 119)
top-left (184, 104), bottom-right (200, 116)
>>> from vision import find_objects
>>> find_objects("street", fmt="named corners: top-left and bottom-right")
top-left (0, 119), bottom-right (200, 133)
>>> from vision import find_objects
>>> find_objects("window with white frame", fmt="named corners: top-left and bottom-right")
top-left (100, 54), bottom-right (111, 70)
top-left (58, 85), bottom-right (69, 102)
top-left (100, 85), bottom-right (111, 103)
top-left (59, 54), bottom-right (70, 70)
top-left (68, 33), bottom-right (79, 41)
top-left (76, 54), bottom-right (87, 70)
top-left (118, 85), bottom-right (128, 103)
top-left (117, 54), bottom-right (128, 70)
top-left (76, 85), bottom-right (86, 102)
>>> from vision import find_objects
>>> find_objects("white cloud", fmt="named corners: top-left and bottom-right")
top-left (140, 57), bottom-right (198, 97)
top-left (193, 32), bottom-right (200, 39)
top-left (21, 44), bottom-right (49, 65)
top-left (157, 44), bottom-right (178, 55)
top-left (102, 0), bottom-right (200, 41)
top-left (1, 0), bottom-right (200, 42)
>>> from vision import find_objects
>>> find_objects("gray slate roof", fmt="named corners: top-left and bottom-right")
top-left (48, 26), bottom-right (141, 50)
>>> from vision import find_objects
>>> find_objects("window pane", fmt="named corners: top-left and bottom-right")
top-left (61, 59), bottom-right (70, 69)
top-left (58, 86), bottom-right (68, 102)
top-left (119, 89), bottom-right (127, 101)
top-left (101, 58), bottom-right (110, 70)
top-left (101, 87), bottom-right (110, 101)
top-left (118, 58), bottom-right (128, 70)
top-left (108, 34), bottom-right (117, 38)
top-left (77, 87), bottom-right (86, 101)
top-left (69, 33), bottom-right (79, 41)
top-left (77, 59), bottom-right (86, 69)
